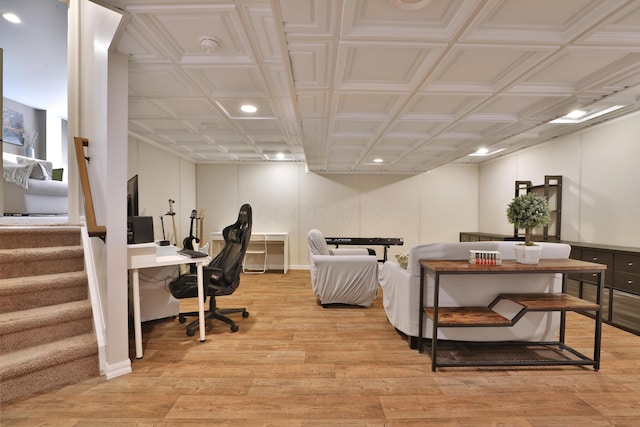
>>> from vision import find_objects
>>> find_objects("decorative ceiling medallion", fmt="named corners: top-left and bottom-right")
top-left (389, 0), bottom-right (434, 11)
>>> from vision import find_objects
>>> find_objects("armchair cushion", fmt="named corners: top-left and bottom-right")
top-left (394, 253), bottom-right (409, 269)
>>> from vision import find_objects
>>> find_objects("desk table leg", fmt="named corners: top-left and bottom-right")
top-left (197, 262), bottom-right (206, 342)
top-left (131, 268), bottom-right (143, 359)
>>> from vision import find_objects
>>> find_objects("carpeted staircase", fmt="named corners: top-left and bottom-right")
top-left (0, 226), bottom-right (99, 403)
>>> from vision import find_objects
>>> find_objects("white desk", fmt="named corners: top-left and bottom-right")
top-left (127, 243), bottom-right (211, 359)
top-left (211, 231), bottom-right (289, 273)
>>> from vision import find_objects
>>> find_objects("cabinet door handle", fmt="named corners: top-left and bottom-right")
top-left (592, 257), bottom-right (598, 261)
top-left (628, 262), bottom-right (634, 267)
top-left (628, 280), bottom-right (634, 285)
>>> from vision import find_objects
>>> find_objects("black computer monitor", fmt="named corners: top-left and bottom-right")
top-left (127, 175), bottom-right (139, 217)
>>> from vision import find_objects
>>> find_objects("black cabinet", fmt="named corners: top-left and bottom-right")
top-left (459, 232), bottom-right (514, 242)
top-left (566, 242), bottom-right (640, 336)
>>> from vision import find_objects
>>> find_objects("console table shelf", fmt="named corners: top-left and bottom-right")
top-left (424, 293), bottom-right (599, 328)
top-left (419, 259), bottom-right (606, 371)
top-left (424, 307), bottom-right (512, 327)
top-left (495, 293), bottom-right (599, 312)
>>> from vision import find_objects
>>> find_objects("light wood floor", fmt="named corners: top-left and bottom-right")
top-left (2, 270), bottom-right (640, 426)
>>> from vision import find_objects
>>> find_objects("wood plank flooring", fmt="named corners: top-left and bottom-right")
top-left (2, 270), bottom-right (640, 426)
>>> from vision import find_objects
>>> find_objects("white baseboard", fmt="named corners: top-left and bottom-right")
top-left (104, 359), bottom-right (132, 380)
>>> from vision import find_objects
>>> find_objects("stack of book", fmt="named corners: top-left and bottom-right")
top-left (469, 250), bottom-right (502, 265)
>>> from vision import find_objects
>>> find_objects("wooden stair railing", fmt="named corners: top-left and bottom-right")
top-left (74, 137), bottom-right (107, 240)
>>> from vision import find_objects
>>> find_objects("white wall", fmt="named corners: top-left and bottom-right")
top-left (70, 0), bottom-right (129, 378)
top-left (194, 162), bottom-right (479, 267)
top-left (127, 138), bottom-right (196, 244)
top-left (479, 111), bottom-right (640, 247)
top-left (131, 142), bottom-right (479, 268)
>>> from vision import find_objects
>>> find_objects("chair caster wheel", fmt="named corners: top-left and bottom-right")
top-left (231, 324), bottom-right (239, 332)
top-left (179, 315), bottom-right (186, 324)
top-left (186, 328), bottom-right (195, 337)
top-left (242, 311), bottom-right (249, 318)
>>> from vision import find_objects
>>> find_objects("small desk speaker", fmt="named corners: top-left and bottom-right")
top-left (127, 216), bottom-right (154, 244)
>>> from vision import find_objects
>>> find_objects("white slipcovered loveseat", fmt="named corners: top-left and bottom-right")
top-left (379, 241), bottom-right (571, 348)
top-left (2, 153), bottom-right (67, 215)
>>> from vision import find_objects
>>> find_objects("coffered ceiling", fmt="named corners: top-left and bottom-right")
top-left (7, 0), bottom-right (640, 174)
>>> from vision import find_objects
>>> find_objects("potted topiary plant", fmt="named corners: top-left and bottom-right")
top-left (506, 192), bottom-right (551, 264)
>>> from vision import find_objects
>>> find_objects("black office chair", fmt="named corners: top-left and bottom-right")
top-left (169, 204), bottom-right (252, 335)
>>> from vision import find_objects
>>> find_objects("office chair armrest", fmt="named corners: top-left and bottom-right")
top-left (203, 265), bottom-right (224, 281)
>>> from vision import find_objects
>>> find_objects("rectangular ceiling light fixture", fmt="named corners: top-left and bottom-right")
top-left (468, 148), bottom-right (506, 157)
top-left (549, 105), bottom-right (627, 124)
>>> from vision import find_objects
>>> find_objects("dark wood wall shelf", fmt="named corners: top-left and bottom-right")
top-left (515, 175), bottom-right (562, 241)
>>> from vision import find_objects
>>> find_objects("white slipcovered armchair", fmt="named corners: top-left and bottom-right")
top-left (307, 229), bottom-right (379, 307)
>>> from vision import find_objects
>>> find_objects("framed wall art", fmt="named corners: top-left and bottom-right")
top-left (3, 107), bottom-right (25, 146)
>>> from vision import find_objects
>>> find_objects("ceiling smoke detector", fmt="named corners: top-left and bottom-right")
top-left (200, 36), bottom-right (220, 54)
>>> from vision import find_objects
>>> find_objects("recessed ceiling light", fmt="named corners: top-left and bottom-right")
top-left (240, 104), bottom-right (257, 113)
top-left (2, 13), bottom-right (21, 24)
top-left (373, 158), bottom-right (384, 163)
top-left (566, 110), bottom-right (587, 119)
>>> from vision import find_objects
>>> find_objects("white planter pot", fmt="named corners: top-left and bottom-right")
top-left (514, 244), bottom-right (542, 264)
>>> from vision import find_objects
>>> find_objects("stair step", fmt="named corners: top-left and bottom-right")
top-left (0, 226), bottom-right (100, 404)
top-left (0, 226), bottom-right (81, 249)
top-left (0, 271), bottom-right (88, 312)
top-left (0, 333), bottom-right (99, 402)
top-left (0, 300), bottom-right (94, 353)
top-left (0, 246), bottom-right (85, 279)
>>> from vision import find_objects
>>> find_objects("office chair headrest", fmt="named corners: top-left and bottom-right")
top-left (237, 203), bottom-right (252, 224)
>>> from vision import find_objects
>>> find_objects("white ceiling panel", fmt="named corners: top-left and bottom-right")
top-left (335, 42), bottom-right (446, 91)
top-left (8, 0), bottom-right (640, 173)
top-left (332, 93), bottom-right (406, 119)
top-left (342, 0), bottom-right (478, 40)
top-left (288, 42), bottom-right (333, 88)
top-left (195, 67), bottom-right (267, 97)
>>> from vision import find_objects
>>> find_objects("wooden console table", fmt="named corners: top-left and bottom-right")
top-left (419, 259), bottom-right (606, 371)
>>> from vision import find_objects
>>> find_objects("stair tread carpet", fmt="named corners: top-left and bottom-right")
top-left (0, 226), bottom-right (81, 249)
top-left (0, 299), bottom-right (93, 334)
top-left (0, 333), bottom-right (98, 381)
top-left (0, 271), bottom-right (88, 312)
top-left (0, 246), bottom-right (85, 279)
